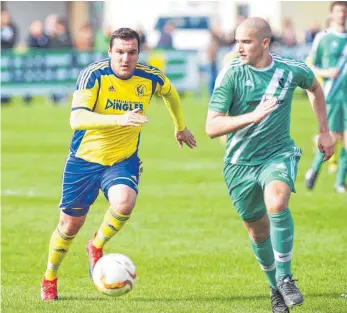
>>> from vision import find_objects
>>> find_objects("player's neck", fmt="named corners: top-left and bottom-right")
top-left (252, 54), bottom-right (273, 69)
top-left (332, 23), bottom-right (346, 33)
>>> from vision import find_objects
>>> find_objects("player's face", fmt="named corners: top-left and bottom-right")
top-left (331, 4), bottom-right (347, 26)
top-left (235, 27), bottom-right (268, 66)
top-left (108, 38), bottom-right (139, 79)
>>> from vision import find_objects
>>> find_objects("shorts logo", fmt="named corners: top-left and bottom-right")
top-left (131, 175), bottom-right (137, 182)
top-left (135, 84), bottom-right (146, 97)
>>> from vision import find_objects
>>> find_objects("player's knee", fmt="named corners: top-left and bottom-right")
top-left (59, 215), bottom-right (85, 236)
top-left (266, 197), bottom-right (288, 213)
top-left (110, 197), bottom-right (135, 215)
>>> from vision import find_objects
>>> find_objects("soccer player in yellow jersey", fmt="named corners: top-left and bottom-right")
top-left (41, 28), bottom-right (197, 301)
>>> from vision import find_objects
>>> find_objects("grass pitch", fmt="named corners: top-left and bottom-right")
top-left (1, 93), bottom-right (346, 313)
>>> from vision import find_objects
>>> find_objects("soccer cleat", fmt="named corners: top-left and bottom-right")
top-left (335, 185), bottom-right (346, 194)
top-left (86, 238), bottom-right (103, 279)
top-left (305, 168), bottom-right (318, 190)
top-left (41, 277), bottom-right (58, 301)
top-left (277, 275), bottom-right (303, 308)
top-left (270, 288), bottom-right (289, 313)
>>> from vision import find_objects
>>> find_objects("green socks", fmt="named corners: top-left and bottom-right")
top-left (336, 148), bottom-right (347, 187)
top-left (250, 237), bottom-right (277, 289)
top-left (311, 149), bottom-right (324, 173)
top-left (269, 208), bottom-right (294, 281)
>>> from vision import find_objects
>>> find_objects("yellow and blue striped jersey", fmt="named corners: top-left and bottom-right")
top-left (70, 59), bottom-right (174, 166)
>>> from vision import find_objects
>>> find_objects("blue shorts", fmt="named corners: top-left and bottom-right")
top-left (59, 153), bottom-right (142, 217)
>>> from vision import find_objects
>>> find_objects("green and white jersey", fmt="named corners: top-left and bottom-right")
top-left (311, 30), bottom-right (347, 103)
top-left (208, 54), bottom-right (314, 165)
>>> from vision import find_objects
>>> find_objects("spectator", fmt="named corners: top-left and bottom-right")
top-left (27, 20), bottom-right (49, 49)
top-left (281, 18), bottom-right (297, 47)
top-left (75, 24), bottom-right (93, 51)
top-left (24, 20), bottom-right (50, 105)
top-left (44, 14), bottom-right (58, 39)
top-left (156, 22), bottom-right (175, 49)
top-left (207, 21), bottom-right (233, 96)
top-left (136, 25), bottom-right (149, 51)
top-left (95, 23), bottom-right (112, 52)
top-left (305, 22), bottom-right (321, 44)
top-left (1, 10), bottom-right (17, 106)
top-left (49, 18), bottom-right (72, 49)
top-left (1, 10), bottom-right (17, 50)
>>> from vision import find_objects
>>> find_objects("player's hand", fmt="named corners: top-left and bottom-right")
top-left (318, 132), bottom-right (334, 161)
top-left (175, 127), bottom-right (197, 149)
top-left (327, 68), bottom-right (339, 79)
top-left (117, 108), bottom-right (148, 127)
top-left (251, 96), bottom-right (278, 123)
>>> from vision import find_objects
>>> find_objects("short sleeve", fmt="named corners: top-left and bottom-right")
top-left (295, 62), bottom-right (315, 90)
top-left (208, 68), bottom-right (234, 113)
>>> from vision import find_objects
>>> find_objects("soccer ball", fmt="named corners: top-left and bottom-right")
top-left (92, 253), bottom-right (136, 297)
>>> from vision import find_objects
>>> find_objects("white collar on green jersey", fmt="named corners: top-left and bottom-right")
top-left (330, 29), bottom-right (347, 37)
top-left (248, 54), bottom-right (275, 72)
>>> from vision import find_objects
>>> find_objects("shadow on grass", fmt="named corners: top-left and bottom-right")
top-left (132, 295), bottom-right (268, 302)
top-left (55, 292), bottom-right (344, 302)
top-left (58, 296), bottom-right (110, 301)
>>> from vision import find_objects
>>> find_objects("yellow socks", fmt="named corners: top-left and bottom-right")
top-left (44, 226), bottom-right (76, 280)
top-left (93, 208), bottom-right (130, 249)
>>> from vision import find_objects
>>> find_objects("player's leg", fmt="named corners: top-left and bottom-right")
top-left (335, 103), bottom-right (347, 192)
top-left (244, 216), bottom-right (289, 313)
top-left (86, 153), bottom-right (142, 272)
top-left (223, 164), bottom-right (288, 313)
top-left (335, 130), bottom-right (347, 193)
top-left (260, 146), bottom-right (303, 307)
top-left (305, 101), bottom-right (340, 189)
top-left (41, 155), bottom-right (104, 301)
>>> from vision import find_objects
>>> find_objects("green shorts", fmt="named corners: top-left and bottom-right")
top-left (326, 101), bottom-right (347, 133)
top-left (223, 146), bottom-right (302, 222)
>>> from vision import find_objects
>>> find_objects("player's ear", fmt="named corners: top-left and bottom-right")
top-left (263, 37), bottom-right (271, 49)
top-left (108, 46), bottom-right (112, 57)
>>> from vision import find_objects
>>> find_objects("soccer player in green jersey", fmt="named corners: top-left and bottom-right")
top-left (305, 1), bottom-right (347, 193)
top-left (206, 17), bottom-right (334, 313)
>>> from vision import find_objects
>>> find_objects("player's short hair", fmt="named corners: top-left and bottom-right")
top-left (330, 1), bottom-right (347, 12)
top-left (109, 28), bottom-right (141, 52)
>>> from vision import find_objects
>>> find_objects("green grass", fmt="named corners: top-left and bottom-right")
top-left (1, 93), bottom-right (346, 313)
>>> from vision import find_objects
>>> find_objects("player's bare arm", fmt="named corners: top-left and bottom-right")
top-left (206, 96), bottom-right (277, 138)
top-left (310, 65), bottom-right (339, 79)
top-left (306, 77), bottom-right (334, 160)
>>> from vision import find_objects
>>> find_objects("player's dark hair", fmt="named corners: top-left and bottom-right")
top-left (330, 1), bottom-right (347, 12)
top-left (109, 28), bottom-right (141, 52)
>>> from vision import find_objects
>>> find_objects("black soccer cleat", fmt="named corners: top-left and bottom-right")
top-left (305, 168), bottom-right (318, 190)
top-left (270, 287), bottom-right (289, 313)
top-left (277, 275), bottom-right (303, 308)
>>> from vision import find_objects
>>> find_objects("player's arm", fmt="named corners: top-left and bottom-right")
top-left (205, 68), bottom-right (277, 138)
top-left (157, 74), bottom-right (196, 148)
top-left (206, 97), bottom-right (277, 138)
top-left (306, 77), bottom-right (334, 160)
top-left (70, 70), bottom-right (147, 130)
